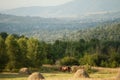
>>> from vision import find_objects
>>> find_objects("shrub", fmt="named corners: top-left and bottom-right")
top-left (60, 56), bottom-right (79, 66)
top-left (84, 64), bottom-right (97, 73)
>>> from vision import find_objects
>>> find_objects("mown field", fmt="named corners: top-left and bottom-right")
top-left (0, 67), bottom-right (119, 80)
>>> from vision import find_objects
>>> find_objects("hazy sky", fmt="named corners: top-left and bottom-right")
top-left (0, 0), bottom-right (73, 10)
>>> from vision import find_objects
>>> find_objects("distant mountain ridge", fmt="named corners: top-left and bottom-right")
top-left (1, 0), bottom-right (120, 18)
top-left (0, 13), bottom-right (99, 42)
top-left (0, 13), bottom-right (120, 42)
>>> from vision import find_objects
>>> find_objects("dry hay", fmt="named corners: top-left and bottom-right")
top-left (69, 78), bottom-right (115, 80)
top-left (19, 67), bottom-right (31, 75)
top-left (73, 69), bottom-right (89, 78)
top-left (71, 66), bottom-right (79, 73)
top-left (27, 72), bottom-right (45, 80)
top-left (116, 70), bottom-right (120, 80)
top-left (71, 66), bottom-right (84, 73)
top-left (92, 67), bottom-right (120, 73)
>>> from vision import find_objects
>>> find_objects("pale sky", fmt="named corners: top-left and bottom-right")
top-left (0, 0), bottom-right (73, 10)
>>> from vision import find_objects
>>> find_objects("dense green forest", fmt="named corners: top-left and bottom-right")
top-left (0, 21), bottom-right (120, 72)
top-left (72, 21), bottom-right (120, 41)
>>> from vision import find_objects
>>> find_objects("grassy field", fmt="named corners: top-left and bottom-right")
top-left (0, 67), bottom-right (119, 80)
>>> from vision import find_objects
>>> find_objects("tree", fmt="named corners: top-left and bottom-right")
top-left (5, 35), bottom-right (22, 71)
top-left (41, 43), bottom-right (55, 64)
top-left (0, 32), bottom-right (8, 40)
top-left (108, 48), bottom-right (120, 67)
top-left (17, 37), bottom-right (29, 67)
top-left (80, 53), bottom-right (99, 66)
top-left (52, 40), bottom-right (67, 61)
top-left (60, 56), bottom-right (79, 66)
top-left (0, 36), bottom-right (8, 71)
top-left (27, 38), bottom-right (43, 67)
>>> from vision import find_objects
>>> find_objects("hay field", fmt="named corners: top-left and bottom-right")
top-left (0, 67), bottom-right (119, 80)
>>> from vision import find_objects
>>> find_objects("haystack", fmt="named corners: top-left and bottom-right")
top-left (71, 66), bottom-right (83, 73)
top-left (19, 67), bottom-right (31, 75)
top-left (27, 72), bottom-right (45, 80)
top-left (73, 69), bottom-right (89, 78)
top-left (116, 71), bottom-right (120, 80)
top-left (71, 66), bottom-right (79, 73)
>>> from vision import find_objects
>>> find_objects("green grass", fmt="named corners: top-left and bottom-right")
top-left (0, 67), bottom-right (118, 80)
top-left (0, 72), bottom-right (117, 80)
top-left (0, 73), bottom-right (27, 80)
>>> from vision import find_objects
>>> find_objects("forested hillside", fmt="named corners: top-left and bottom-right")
top-left (0, 14), bottom-right (109, 42)
top-left (73, 22), bottom-right (120, 41)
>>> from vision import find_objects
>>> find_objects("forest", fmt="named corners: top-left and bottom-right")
top-left (1, 14), bottom-right (120, 42)
top-left (0, 21), bottom-right (120, 72)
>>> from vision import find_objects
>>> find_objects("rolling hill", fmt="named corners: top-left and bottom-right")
top-left (0, 13), bottom-right (101, 42)
top-left (0, 13), bottom-right (120, 42)
top-left (1, 0), bottom-right (120, 18)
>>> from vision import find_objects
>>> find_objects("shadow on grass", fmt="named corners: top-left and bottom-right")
top-left (0, 73), bottom-right (28, 79)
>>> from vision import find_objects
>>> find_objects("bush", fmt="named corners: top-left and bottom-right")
top-left (60, 56), bottom-right (79, 66)
top-left (109, 61), bottom-right (118, 68)
top-left (43, 59), bottom-right (54, 65)
top-left (84, 64), bottom-right (97, 73)
top-left (39, 66), bottom-right (59, 73)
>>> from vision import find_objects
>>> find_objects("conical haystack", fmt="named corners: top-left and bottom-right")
top-left (71, 66), bottom-right (84, 73)
top-left (19, 67), bottom-right (31, 75)
top-left (71, 66), bottom-right (79, 73)
top-left (73, 69), bottom-right (89, 78)
top-left (27, 72), bottom-right (45, 80)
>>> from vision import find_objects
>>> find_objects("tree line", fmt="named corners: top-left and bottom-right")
top-left (0, 32), bottom-right (120, 72)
